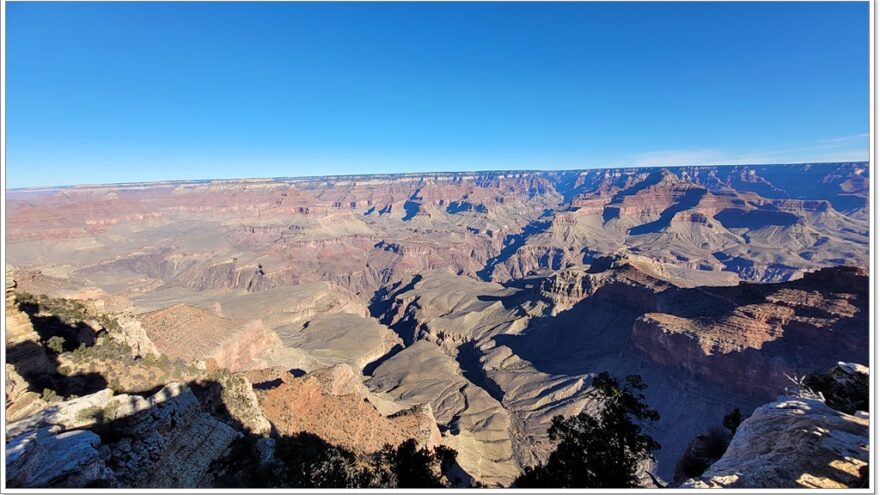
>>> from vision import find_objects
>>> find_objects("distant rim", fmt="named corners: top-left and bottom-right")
top-left (5, 161), bottom-right (867, 192)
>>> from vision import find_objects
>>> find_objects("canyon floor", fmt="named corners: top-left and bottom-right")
top-left (4, 163), bottom-right (870, 487)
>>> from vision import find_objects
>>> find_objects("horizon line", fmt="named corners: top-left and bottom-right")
top-left (5, 160), bottom-right (869, 192)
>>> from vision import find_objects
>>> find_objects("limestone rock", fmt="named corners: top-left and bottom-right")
top-left (5, 364), bottom-right (48, 423)
top-left (6, 388), bottom-right (114, 438)
top-left (6, 426), bottom-right (110, 488)
top-left (217, 373), bottom-right (271, 435)
top-left (112, 314), bottom-right (160, 358)
top-left (5, 266), bottom-right (54, 383)
top-left (682, 395), bottom-right (869, 488)
top-left (103, 382), bottom-right (242, 488)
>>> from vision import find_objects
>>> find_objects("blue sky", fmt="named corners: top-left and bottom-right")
top-left (6, 2), bottom-right (869, 188)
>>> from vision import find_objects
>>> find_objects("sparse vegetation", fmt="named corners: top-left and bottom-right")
top-left (76, 405), bottom-right (103, 423)
top-left (376, 439), bottom-right (453, 488)
top-left (212, 434), bottom-right (459, 488)
top-left (45, 335), bottom-right (66, 354)
top-left (41, 388), bottom-right (57, 402)
top-left (674, 426), bottom-right (732, 482)
top-left (804, 368), bottom-right (869, 415)
top-left (514, 372), bottom-right (660, 488)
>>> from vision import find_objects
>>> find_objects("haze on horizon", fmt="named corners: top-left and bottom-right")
top-left (6, 2), bottom-right (870, 188)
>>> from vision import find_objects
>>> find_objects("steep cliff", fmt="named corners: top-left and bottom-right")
top-left (630, 266), bottom-right (868, 398)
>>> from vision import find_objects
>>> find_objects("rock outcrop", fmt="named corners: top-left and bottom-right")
top-left (5, 266), bottom-right (53, 422)
top-left (246, 364), bottom-right (442, 454)
top-left (110, 314), bottom-right (160, 358)
top-left (102, 382), bottom-right (242, 488)
top-left (6, 426), bottom-right (109, 488)
top-left (6, 388), bottom-right (115, 438)
top-left (5, 382), bottom-right (244, 488)
top-left (214, 372), bottom-right (272, 435)
top-left (139, 304), bottom-right (282, 371)
top-left (630, 266), bottom-right (869, 398)
top-left (5, 365), bottom-right (48, 423)
top-left (683, 394), bottom-right (869, 488)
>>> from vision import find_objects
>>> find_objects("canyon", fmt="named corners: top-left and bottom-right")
top-left (4, 163), bottom-right (870, 487)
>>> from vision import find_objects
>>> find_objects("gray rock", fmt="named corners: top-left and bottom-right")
top-left (104, 382), bottom-right (242, 488)
top-left (682, 394), bottom-right (869, 488)
top-left (6, 426), bottom-right (111, 488)
top-left (6, 389), bottom-right (114, 438)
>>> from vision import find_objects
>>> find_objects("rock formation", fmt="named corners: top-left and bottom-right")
top-left (4, 163), bottom-right (870, 488)
top-left (139, 304), bottom-right (282, 371)
top-left (245, 364), bottom-right (442, 454)
top-left (5, 381), bottom-right (243, 488)
top-left (683, 393), bottom-right (869, 488)
top-left (630, 266), bottom-right (868, 398)
top-left (6, 426), bottom-right (109, 488)
top-left (5, 266), bottom-right (53, 422)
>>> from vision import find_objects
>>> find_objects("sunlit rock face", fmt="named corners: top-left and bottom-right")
top-left (683, 393), bottom-right (869, 489)
top-left (5, 163), bottom-right (869, 487)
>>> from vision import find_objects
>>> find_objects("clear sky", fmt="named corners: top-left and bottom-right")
top-left (6, 2), bottom-right (870, 188)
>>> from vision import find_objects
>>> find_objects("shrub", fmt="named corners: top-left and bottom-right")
top-left (75, 406), bottom-right (102, 423)
top-left (804, 369), bottom-right (869, 415)
top-left (674, 426), bottom-right (732, 482)
top-left (377, 439), bottom-right (445, 488)
top-left (46, 336), bottom-right (66, 354)
top-left (41, 388), bottom-right (57, 402)
top-left (723, 408), bottom-right (743, 435)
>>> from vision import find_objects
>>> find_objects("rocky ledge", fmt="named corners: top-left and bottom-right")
top-left (683, 391), bottom-right (869, 488)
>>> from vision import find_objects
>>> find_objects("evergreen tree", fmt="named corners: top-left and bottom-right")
top-left (515, 372), bottom-right (660, 488)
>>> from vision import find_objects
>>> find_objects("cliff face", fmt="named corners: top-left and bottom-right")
top-left (629, 266), bottom-right (868, 398)
top-left (6, 382), bottom-right (243, 488)
top-left (5, 267), bottom-right (53, 422)
top-left (537, 256), bottom-right (676, 312)
top-left (683, 394), bottom-right (869, 488)
top-left (139, 304), bottom-right (282, 372)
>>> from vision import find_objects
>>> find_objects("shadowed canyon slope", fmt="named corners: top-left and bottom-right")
top-left (5, 163), bottom-right (870, 486)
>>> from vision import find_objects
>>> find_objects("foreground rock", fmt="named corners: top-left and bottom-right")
top-left (683, 394), bottom-right (869, 488)
top-left (103, 382), bottom-right (242, 487)
top-left (6, 426), bottom-right (109, 488)
top-left (6, 389), bottom-right (114, 438)
top-left (5, 267), bottom-right (53, 421)
top-left (5, 382), bottom-right (245, 488)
